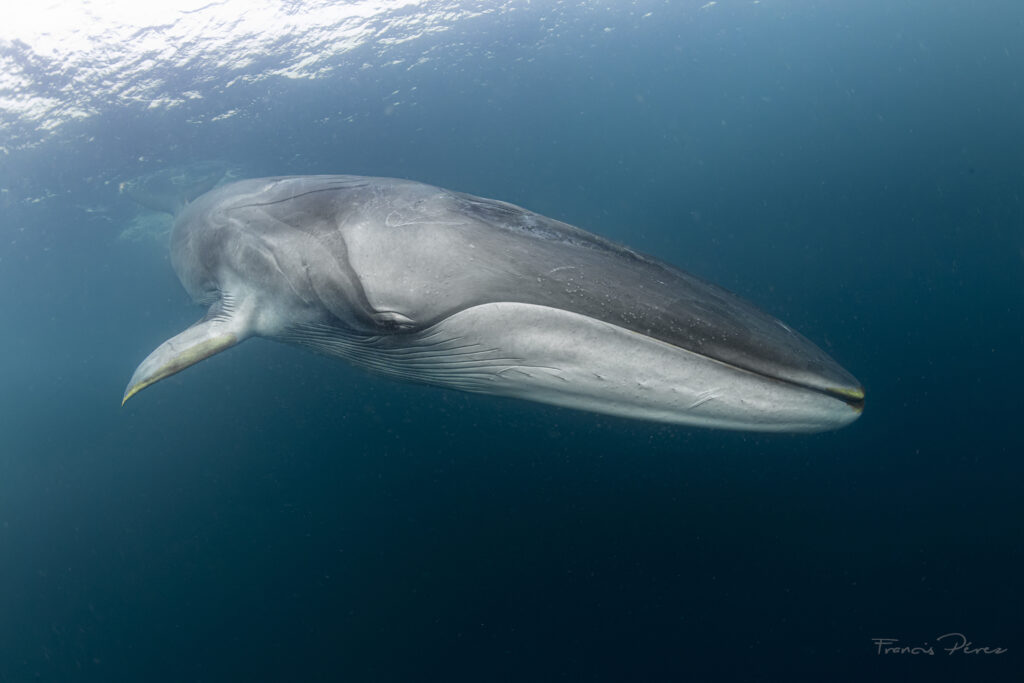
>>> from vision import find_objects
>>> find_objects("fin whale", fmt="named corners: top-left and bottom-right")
top-left (123, 175), bottom-right (863, 432)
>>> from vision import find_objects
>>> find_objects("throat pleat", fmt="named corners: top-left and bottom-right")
top-left (283, 323), bottom-right (526, 391)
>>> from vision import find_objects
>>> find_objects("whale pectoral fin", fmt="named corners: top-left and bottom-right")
top-left (122, 317), bottom-right (240, 405)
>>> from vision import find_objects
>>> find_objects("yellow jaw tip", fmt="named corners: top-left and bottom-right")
top-left (831, 386), bottom-right (865, 401)
top-left (829, 385), bottom-right (865, 413)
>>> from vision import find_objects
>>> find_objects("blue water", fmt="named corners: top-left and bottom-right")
top-left (1, 1), bottom-right (1021, 680)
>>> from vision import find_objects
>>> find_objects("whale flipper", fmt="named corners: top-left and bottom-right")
top-left (123, 306), bottom-right (245, 405)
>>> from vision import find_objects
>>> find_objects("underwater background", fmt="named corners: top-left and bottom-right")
top-left (1, 0), bottom-right (1021, 680)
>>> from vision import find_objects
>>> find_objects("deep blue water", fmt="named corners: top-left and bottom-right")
top-left (1, 1), bottom-right (1021, 681)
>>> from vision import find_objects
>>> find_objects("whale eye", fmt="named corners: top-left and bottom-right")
top-left (372, 310), bottom-right (416, 332)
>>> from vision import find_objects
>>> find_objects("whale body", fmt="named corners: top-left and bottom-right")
top-left (123, 175), bottom-right (863, 432)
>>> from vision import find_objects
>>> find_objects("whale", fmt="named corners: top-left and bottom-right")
top-left (122, 175), bottom-right (864, 432)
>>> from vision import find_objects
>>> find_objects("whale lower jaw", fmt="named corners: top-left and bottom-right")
top-left (286, 302), bottom-right (860, 433)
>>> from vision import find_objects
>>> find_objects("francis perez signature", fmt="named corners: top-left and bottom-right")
top-left (872, 633), bottom-right (1007, 656)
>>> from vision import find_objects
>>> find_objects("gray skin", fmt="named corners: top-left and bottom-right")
top-left (123, 175), bottom-right (864, 432)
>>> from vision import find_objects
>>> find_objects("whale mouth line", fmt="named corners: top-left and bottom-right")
top-left (667, 339), bottom-right (864, 412)
top-left (735, 361), bottom-right (865, 412)
top-left (588, 314), bottom-right (864, 414)
top-left (820, 385), bottom-right (866, 411)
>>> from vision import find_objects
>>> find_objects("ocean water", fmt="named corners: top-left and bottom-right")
top-left (1, 1), bottom-right (1021, 681)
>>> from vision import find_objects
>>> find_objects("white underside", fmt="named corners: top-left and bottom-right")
top-left (289, 302), bottom-right (859, 432)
